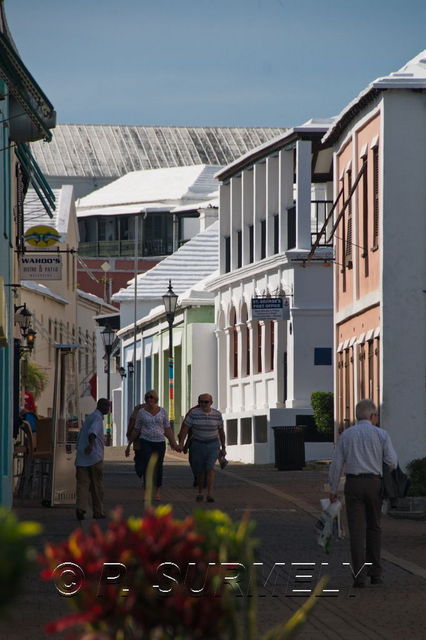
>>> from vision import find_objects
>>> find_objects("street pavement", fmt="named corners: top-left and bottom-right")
top-left (2, 447), bottom-right (425, 640)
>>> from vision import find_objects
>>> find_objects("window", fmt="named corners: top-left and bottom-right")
top-left (269, 321), bottom-right (275, 371)
top-left (237, 230), bottom-right (242, 268)
top-left (314, 347), bottom-right (332, 365)
top-left (260, 220), bottom-right (266, 259)
top-left (224, 236), bottom-right (231, 272)
top-left (287, 206), bottom-right (296, 250)
top-left (372, 147), bottom-right (379, 248)
top-left (254, 415), bottom-right (268, 443)
top-left (257, 322), bottom-right (262, 373)
top-left (245, 323), bottom-right (250, 376)
top-left (362, 157), bottom-right (369, 276)
top-left (358, 343), bottom-right (365, 399)
top-left (273, 214), bottom-right (279, 254)
top-left (231, 309), bottom-right (238, 378)
top-left (249, 225), bottom-right (254, 263)
top-left (241, 417), bottom-right (252, 444)
top-left (345, 169), bottom-right (353, 267)
top-left (143, 212), bottom-right (173, 256)
top-left (227, 419), bottom-right (238, 445)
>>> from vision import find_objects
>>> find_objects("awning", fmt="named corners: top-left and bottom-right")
top-left (16, 143), bottom-right (55, 218)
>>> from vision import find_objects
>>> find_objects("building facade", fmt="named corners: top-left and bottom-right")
top-left (0, 4), bottom-right (56, 506)
top-left (209, 120), bottom-right (335, 463)
top-left (322, 51), bottom-right (426, 467)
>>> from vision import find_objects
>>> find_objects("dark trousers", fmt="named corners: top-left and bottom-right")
top-left (76, 461), bottom-right (104, 516)
top-left (345, 476), bottom-right (382, 579)
top-left (134, 439), bottom-right (166, 488)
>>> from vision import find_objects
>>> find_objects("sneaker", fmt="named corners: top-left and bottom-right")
top-left (196, 495), bottom-right (204, 502)
top-left (206, 495), bottom-right (215, 503)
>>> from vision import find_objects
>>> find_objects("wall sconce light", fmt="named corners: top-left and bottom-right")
top-left (127, 361), bottom-right (134, 375)
top-left (118, 366), bottom-right (126, 379)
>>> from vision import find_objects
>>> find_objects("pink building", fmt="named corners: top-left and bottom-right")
top-left (317, 52), bottom-right (426, 466)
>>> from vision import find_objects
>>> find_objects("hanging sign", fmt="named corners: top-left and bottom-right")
top-left (251, 297), bottom-right (290, 321)
top-left (19, 254), bottom-right (63, 280)
top-left (24, 225), bottom-right (61, 248)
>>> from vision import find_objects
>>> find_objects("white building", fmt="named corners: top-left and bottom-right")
top-left (209, 120), bottom-right (336, 464)
top-left (114, 221), bottom-right (219, 443)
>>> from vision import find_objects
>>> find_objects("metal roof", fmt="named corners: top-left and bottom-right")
top-left (30, 124), bottom-right (286, 179)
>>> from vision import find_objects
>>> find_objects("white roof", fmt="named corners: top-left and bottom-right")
top-left (23, 185), bottom-right (73, 241)
top-left (21, 281), bottom-right (69, 304)
top-left (77, 288), bottom-right (118, 310)
top-left (324, 50), bottom-right (426, 143)
top-left (76, 164), bottom-right (221, 217)
top-left (112, 220), bottom-right (219, 302)
top-left (118, 274), bottom-right (216, 336)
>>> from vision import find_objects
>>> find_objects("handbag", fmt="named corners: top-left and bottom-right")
top-left (382, 463), bottom-right (410, 500)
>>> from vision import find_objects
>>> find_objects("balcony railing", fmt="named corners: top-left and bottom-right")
top-left (311, 200), bottom-right (333, 247)
top-left (78, 239), bottom-right (172, 258)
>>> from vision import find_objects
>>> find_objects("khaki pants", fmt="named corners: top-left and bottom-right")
top-left (345, 476), bottom-right (382, 580)
top-left (76, 461), bottom-right (104, 516)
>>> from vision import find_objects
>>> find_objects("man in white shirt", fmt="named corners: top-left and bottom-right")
top-left (75, 398), bottom-right (111, 521)
top-left (329, 399), bottom-right (398, 587)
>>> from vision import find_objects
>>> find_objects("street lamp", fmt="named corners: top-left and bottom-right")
top-left (101, 325), bottom-right (116, 446)
top-left (162, 280), bottom-right (178, 432)
top-left (14, 303), bottom-right (32, 338)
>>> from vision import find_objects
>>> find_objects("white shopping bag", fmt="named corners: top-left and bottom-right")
top-left (315, 499), bottom-right (342, 554)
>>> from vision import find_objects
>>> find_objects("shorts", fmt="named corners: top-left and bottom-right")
top-left (190, 438), bottom-right (220, 476)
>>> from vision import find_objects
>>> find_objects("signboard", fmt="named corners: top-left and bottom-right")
top-left (251, 297), bottom-right (290, 321)
top-left (24, 225), bottom-right (61, 247)
top-left (19, 254), bottom-right (63, 280)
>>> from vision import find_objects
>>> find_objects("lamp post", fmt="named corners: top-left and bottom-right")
top-left (101, 325), bottom-right (115, 446)
top-left (162, 280), bottom-right (178, 432)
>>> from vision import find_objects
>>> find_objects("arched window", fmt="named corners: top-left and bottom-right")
top-left (270, 321), bottom-right (275, 372)
top-left (230, 308), bottom-right (238, 378)
top-left (241, 303), bottom-right (249, 376)
top-left (257, 321), bottom-right (262, 373)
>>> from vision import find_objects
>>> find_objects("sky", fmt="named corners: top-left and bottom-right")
top-left (6, 0), bottom-right (426, 129)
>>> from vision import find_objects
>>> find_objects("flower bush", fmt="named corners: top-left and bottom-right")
top-left (40, 506), bottom-right (258, 640)
top-left (40, 505), bottom-right (326, 640)
top-left (0, 507), bottom-right (42, 616)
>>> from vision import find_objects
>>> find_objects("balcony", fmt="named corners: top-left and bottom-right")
top-left (78, 239), bottom-right (172, 258)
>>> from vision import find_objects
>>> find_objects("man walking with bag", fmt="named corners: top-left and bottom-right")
top-left (329, 399), bottom-right (398, 587)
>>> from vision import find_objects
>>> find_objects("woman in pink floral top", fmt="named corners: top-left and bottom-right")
top-left (125, 390), bottom-right (180, 501)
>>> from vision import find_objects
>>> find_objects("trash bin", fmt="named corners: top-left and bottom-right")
top-left (273, 426), bottom-right (305, 471)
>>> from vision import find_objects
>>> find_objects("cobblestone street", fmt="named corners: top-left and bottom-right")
top-left (2, 450), bottom-right (425, 640)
